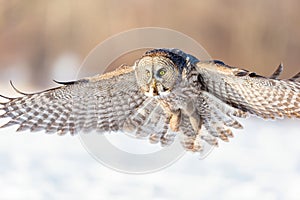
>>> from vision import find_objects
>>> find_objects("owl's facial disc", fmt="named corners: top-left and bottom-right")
top-left (135, 54), bottom-right (179, 97)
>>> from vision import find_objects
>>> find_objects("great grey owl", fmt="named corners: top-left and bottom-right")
top-left (0, 48), bottom-right (299, 153)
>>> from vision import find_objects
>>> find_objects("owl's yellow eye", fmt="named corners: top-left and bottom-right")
top-left (158, 69), bottom-right (166, 77)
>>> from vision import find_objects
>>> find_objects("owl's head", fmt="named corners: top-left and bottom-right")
top-left (134, 49), bottom-right (187, 97)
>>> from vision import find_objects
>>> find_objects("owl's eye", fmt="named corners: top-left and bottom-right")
top-left (146, 70), bottom-right (151, 77)
top-left (157, 68), bottom-right (166, 77)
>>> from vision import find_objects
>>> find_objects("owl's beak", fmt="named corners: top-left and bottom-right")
top-left (145, 79), bottom-right (159, 97)
top-left (150, 79), bottom-right (159, 96)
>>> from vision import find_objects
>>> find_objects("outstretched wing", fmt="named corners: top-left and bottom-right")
top-left (0, 65), bottom-right (180, 148)
top-left (0, 66), bottom-right (151, 135)
top-left (196, 61), bottom-right (300, 119)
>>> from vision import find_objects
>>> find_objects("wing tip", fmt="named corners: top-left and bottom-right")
top-left (53, 79), bottom-right (77, 85)
top-left (289, 72), bottom-right (300, 81)
top-left (9, 80), bottom-right (31, 95)
top-left (0, 93), bottom-right (13, 101)
top-left (269, 63), bottom-right (284, 79)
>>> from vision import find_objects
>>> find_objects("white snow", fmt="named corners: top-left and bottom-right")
top-left (0, 117), bottom-right (299, 200)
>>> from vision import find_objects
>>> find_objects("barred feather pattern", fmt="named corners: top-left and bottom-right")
top-left (0, 48), bottom-right (299, 156)
top-left (123, 98), bottom-right (178, 147)
top-left (0, 68), bottom-right (147, 135)
top-left (196, 61), bottom-right (300, 120)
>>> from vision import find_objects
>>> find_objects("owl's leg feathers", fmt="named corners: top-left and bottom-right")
top-left (169, 110), bottom-right (181, 132)
top-left (179, 114), bottom-right (203, 152)
top-left (188, 111), bottom-right (203, 135)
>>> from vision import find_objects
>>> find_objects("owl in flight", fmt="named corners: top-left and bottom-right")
top-left (0, 48), bottom-right (299, 154)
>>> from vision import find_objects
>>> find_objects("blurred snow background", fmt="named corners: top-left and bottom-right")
top-left (0, 110), bottom-right (300, 200)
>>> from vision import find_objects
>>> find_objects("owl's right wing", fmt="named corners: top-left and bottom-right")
top-left (195, 61), bottom-right (300, 119)
top-left (0, 66), bottom-right (153, 135)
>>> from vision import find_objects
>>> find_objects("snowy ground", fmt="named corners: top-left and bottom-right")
top-left (0, 114), bottom-right (299, 199)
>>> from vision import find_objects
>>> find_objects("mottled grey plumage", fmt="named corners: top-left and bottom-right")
top-left (0, 48), bottom-right (299, 154)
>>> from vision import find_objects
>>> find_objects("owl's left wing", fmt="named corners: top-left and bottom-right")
top-left (0, 65), bottom-right (179, 148)
top-left (0, 66), bottom-right (152, 135)
top-left (195, 61), bottom-right (300, 119)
